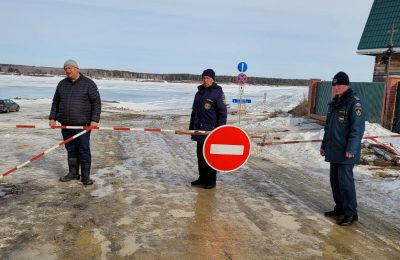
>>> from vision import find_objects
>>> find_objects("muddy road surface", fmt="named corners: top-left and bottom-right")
top-left (0, 103), bottom-right (399, 259)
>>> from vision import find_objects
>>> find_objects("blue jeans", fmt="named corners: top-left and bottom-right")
top-left (330, 163), bottom-right (357, 216)
top-left (61, 129), bottom-right (91, 161)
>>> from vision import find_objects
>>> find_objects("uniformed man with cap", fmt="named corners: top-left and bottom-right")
top-left (320, 71), bottom-right (365, 226)
top-left (189, 69), bottom-right (227, 189)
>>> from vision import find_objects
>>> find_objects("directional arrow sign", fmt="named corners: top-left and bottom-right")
top-left (237, 62), bottom-right (248, 73)
top-left (203, 125), bottom-right (251, 172)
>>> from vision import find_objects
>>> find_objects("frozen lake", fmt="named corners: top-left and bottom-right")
top-left (0, 74), bottom-right (308, 111)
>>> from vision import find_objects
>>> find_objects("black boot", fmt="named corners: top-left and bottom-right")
top-left (60, 158), bottom-right (80, 182)
top-left (80, 160), bottom-right (94, 185)
top-left (337, 215), bottom-right (358, 226)
top-left (191, 176), bottom-right (206, 186)
top-left (204, 172), bottom-right (217, 189)
top-left (324, 210), bottom-right (344, 217)
top-left (204, 180), bottom-right (216, 189)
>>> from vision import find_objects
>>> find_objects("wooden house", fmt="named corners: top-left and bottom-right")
top-left (357, 0), bottom-right (400, 82)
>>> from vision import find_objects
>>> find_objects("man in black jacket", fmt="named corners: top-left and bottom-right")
top-left (189, 69), bottom-right (227, 189)
top-left (49, 59), bottom-right (101, 185)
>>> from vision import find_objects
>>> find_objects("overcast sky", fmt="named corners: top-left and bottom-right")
top-left (0, 0), bottom-right (375, 81)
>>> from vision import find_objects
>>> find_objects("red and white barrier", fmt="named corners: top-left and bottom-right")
top-left (3, 124), bottom-right (400, 145)
top-left (257, 139), bottom-right (322, 146)
top-left (0, 125), bottom-right (210, 178)
top-left (1, 124), bottom-right (209, 136)
top-left (3, 123), bottom-right (400, 178)
top-left (0, 130), bottom-right (89, 179)
top-left (256, 134), bottom-right (400, 146)
top-left (3, 124), bottom-right (282, 139)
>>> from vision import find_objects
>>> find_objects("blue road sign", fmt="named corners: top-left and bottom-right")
top-left (237, 62), bottom-right (248, 72)
top-left (232, 99), bottom-right (252, 104)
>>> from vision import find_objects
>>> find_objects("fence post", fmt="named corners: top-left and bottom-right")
top-left (381, 76), bottom-right (400, 130)
top-left (307, 79), bottom-right (321, 117)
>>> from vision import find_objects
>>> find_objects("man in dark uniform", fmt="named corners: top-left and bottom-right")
top-left (49, 59), bottom-right (101, 185)
top-left (189, 69), bottom-right (227, 189)
top-left (320, 71), bottom-right (365, 226)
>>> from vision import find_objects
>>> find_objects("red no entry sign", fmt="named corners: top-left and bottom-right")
top-left (203, 125), bottom-right (251, 172)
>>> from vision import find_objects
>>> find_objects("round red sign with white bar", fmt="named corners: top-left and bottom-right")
top-left (203, 125), bottom-right (251, 172)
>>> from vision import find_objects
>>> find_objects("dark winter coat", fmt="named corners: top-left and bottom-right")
top-left (49, 73), bottom-right (101, 126)
top-left (189, 83), bottom-right (227, 141)
top-left (321, 88), bottom-right (365, 164)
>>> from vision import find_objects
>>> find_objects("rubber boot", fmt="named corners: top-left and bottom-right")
top-left (80, 160), bottom-right (94, 185)
top-left (191, 175), bottom-right (206, 186)
top-left (60, 158), bottom-right (80, 182)
top-left (204, 172), bottom-right (217, 189)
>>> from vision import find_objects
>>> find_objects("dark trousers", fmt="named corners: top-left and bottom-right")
top-left (330, 163), bottom-right (357, 217)
top-left (61, 129), bottom-right (91, 161)
top-left (197, 141), bottom-right (217, 184)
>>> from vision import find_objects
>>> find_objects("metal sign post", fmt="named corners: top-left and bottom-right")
top-left (236, 62), bottom-right (248, 124)
top-left (239, 85), bottom-right (244, 123)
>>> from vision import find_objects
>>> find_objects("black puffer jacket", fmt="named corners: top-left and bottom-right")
top-left (49, 73), bottom-right (101, 126)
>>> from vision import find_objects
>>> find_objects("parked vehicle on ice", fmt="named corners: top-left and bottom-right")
top-left (0, 99), bottom-right (20, 113)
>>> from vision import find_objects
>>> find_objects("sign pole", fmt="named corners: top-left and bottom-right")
top-left (236, 62), bottom-right (249, 125)
top-left (239, 85), bottom-right (243, 124)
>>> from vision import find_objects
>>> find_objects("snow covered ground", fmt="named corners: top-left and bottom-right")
top-left (1, 74), bottom-right (399, 210)
top-left (243, 117), bottom-right (400, 222)
top-left (0, 75), bottom-right (399, 258)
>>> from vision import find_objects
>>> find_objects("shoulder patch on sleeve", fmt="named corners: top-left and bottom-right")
top-left (355, 103), bottom-right (362, 116)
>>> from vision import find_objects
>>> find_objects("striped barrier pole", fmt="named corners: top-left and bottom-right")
top-left (2, 124), bottom-right (278, 138)
top-left (256, 134), bottom-right (400, 146)
top-left (1, 125), bottom-right (283, 141)
top-left (257, 139), bottom-right (322, 146)
top-left (0, 124), bottom-right (210, 135)
top-left (0, 130), bottom-right (89, 179)
top-left (3, 124), bottom-right (400, 145)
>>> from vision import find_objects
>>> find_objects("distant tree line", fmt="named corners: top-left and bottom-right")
top-left (0, 64), bottom-right (309, 86)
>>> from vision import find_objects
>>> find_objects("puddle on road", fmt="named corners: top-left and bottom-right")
top-left (270, 210), bottom-right (301, 230)
top-left (0, 187), bottom-right (6, 197)
top-left (73, 229), bottom-right (111, 260)
top-left (7, 243), bottom-right (57, 260)
top-left (0, 184), bottom-right (24, 198)
top-left (118, 234), bottom-right (141, 257)
top-left (93, 229), bottom-right (112, 260)
top-left (117, 216), bottom-right (133, 226)
top-left (169, 209), bottom-right (195, 218)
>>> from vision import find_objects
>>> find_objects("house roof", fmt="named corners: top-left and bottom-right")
top-left (357, 0), bottom-right (400, 55)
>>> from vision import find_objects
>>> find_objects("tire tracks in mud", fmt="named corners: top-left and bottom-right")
top-left (246, 155), bottom-right (400, 258)
top-left (120, 114), bottom-right (198, 185)
top-left (2, 109), bottom-right (400, 259)
top-left (126, 113), bottom-right (400, 258)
